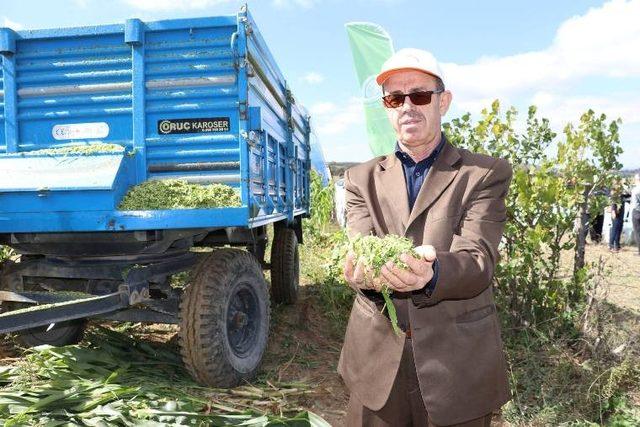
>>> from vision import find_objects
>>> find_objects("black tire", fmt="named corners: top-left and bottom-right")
top-left (270, 226), bottom-right (299, 304)
top-left (179, 248), bottom-right (270, 387)
top-left (14, 320), bottom-right (86, 348)
top-left (0, 301), bottom-right (85, 354)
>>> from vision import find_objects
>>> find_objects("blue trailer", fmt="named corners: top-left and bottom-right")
top-left (0, 5), bottom-right (310, 387)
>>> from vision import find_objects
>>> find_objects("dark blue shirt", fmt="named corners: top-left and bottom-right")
top-left (394, 136), bottom-right (447, 211)
top-left (394, 135), bottom-right (447, 295)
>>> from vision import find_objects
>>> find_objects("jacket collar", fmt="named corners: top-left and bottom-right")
top-left (376, 136), bottom-right (461, 235)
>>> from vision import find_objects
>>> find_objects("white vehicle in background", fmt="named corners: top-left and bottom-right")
top-left (334, 178), bottom-right (347, 228)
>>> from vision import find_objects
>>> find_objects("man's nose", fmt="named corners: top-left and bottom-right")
top-left (401, 96), bottom-right (417, 111)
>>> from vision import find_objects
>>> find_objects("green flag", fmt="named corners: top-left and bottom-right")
top-left (345, 22), bottom-right (396, 157)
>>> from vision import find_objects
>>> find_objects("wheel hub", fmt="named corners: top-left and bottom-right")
top-left (233, 311), bottom-right (248, 329)
top-left (226, 285), bottom-right (259, 357)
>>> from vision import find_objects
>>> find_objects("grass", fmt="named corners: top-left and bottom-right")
top-left (501, 312), bottom-right (640, 426)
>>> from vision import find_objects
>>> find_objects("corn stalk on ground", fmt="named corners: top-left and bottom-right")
top-left (0, 326), bottom-right (329, 426)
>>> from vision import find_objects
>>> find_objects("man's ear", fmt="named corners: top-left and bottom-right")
top-left (439, 90), bottom-right (452, 116)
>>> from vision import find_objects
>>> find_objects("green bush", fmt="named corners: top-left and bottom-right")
top-left (444, 101), bottom-right (622, 331)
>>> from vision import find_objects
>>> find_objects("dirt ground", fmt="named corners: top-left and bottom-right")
top-left (559, 239), bottom-right (640, 313)
top-left (260, 287), bottom-right (349, 425)
top-left (586, 242), bottom-right (640, 312)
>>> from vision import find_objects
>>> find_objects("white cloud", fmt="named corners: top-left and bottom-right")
top-left (442, 0), bottom-right (640, 103)
top-left (2, 17), bottom-right (24, 31)
top-left (121, 0), bottom-right (234, 11)
top-left (529, 91), bottom-right (640, 128)
top-left (313, 97), bottom-right (364, 136)
top-left (301, 72), bottom-right (325, 85)
top-left (434, 0), bottom-right (640, 169)
top-left (309, 102), bottom-right (335, 115)
top-left (526, 90), bottom-right (640, 169)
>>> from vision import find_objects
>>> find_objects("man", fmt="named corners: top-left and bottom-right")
top-left (338, 48), bottom-right (513, 426)
top-left (609, 186), bottom-right (625, 253)
top-left (632, 174), bottom-right (640, 255)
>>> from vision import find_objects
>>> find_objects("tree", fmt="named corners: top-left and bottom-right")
top-left (444, 101), bottom-right (623, 330)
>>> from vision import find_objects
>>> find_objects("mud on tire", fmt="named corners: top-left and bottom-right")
top-left (178, 248), bottom-right (270, 387)
top-left (270, 226), bottom-right (300, 305)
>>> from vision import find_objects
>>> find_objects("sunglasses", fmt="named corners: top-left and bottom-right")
top-left (382, 90), bottom-right (444, 108)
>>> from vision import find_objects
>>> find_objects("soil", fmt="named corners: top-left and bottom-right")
top-left (561, 239), bottom-right (640, 313)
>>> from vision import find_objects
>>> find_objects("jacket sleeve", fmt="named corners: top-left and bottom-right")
top-left (344, 168), bottom-right (375, 238)
top-left (411, 157), bottom-right (513, 307)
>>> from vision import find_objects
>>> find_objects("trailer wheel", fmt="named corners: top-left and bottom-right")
top-left (14, 320), bottom-right (86, 349)
top-left (179, 248), bottom-right (270, 387)
top-left (0, 301), bottom-right (85, 353)
top-left (270, 226), bottom-right (299, 304)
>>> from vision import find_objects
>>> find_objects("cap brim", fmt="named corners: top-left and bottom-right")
top-left (376, 67), bottom-right (441, 85)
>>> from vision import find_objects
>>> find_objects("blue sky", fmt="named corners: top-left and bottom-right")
top-left (2, 0), bottom-right (639, 169)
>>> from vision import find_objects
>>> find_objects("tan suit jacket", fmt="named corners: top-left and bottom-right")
top-left (337, 139), bottom-right (512, 425)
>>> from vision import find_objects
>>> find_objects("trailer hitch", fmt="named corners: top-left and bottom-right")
top-left (0, 252), bottom-right (197, 334)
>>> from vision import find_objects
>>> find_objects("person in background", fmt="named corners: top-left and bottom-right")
top-left (609, 185), bottom-right (625, 253)
top-left (631, 173), bottom-right (640, 256)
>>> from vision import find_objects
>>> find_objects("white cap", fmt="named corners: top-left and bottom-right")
top-left (376, 48), bottom-right (444, 86)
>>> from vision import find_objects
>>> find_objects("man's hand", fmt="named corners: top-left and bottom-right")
top-left (344, 252), bottom-right (384, 292)
top-left (380, 245), bottom-right (437, 292)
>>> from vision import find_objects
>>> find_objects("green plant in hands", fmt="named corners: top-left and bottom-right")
top-left (335, 234), bottom-right (419, 335)
top-left (347, 234), bottom-right (418, 276)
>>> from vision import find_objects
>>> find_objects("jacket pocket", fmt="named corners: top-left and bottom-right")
top-left (455, 304), bottom-right (496, 323)
top-left (353, 292), bottom-right (375, 316)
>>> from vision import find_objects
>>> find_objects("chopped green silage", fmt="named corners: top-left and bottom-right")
top-left (346, 234), bottom-right (418, 276)
top-left (335, 234), bottom-right (419, 335)
top-left (24, 143), bottom-right (125, 156)
top-left (0, 326), bottom-right (329, 426)
top-left (118, 179), bottom-right (241, 211)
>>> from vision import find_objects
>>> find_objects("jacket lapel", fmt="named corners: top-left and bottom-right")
top-left (375, 154), bottom-right (410, 235)
top-left (406, 141), bottom-right (461, 230)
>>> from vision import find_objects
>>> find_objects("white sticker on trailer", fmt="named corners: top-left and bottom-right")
top-left (52, 122), bottom-right (110, 140)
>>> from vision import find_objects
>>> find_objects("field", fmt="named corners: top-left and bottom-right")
top-left (0, 234), bottom-right (638, 425)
